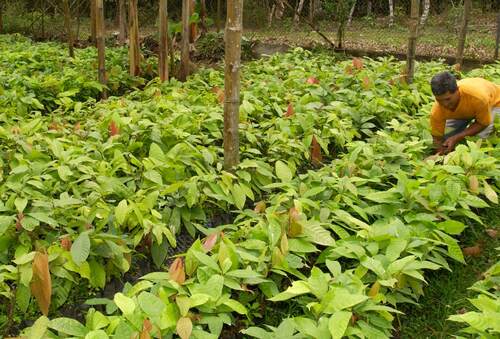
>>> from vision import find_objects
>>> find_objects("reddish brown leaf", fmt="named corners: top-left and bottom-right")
top-left (311, 135), bottom-right (323, 166)
top-left (285, 103), bottom-right (294, 118)
top-left (486, 229), bottom-right (498, 239)
top-left (48, 122), bottom-right (61, 131)
top-left (352, 57), bottom-right (363, 70)
top-left (74, 122), bottom-right (81, 132)
top-left (60, 236), bottom-right (72, 251)
top-left (140, 319), bottom-right (153, 339)
top-left (30, 251), bottom-right (52, 316)
top-left (463, 245), bottom-right (482, 257)
top-left (109, 120), bottom-right (119, 137)
top-left (203, 233), bottom-right (218, 252)
top-left (362, 76), bottom-right (371, 89)
top-left (176, 317), bottom-right (193, 339)
top-left (254, 201), bottom-right (266, 213)
top-left (288, 207), bottom-right (303, 237)
top-left (169, 257), bottom-right (186, 284)
top-left (306, 76), bottom-right (319, 84)
top-left (453, 63), bottom-right (462, 72)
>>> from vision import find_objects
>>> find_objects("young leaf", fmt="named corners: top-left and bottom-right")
top-left (285, 103), bottom-right (294, 118)
top-left (31, 252), bottom-right (52, 316)
top-left (176, 317), bottom-right (193, 339)
top-left (168, 257), bottom-right (186, 284)
top-left (71, 232), bottom-right (90, 265)
top-left (275, 160), bottom-right (292, 182)
top-left (328, 311), bottom-right (352, 339)
top-left (269, 281), bottom-right (311, 302)
top-left (482, 180), bottom-right (498, 204)
top-left (202, 233), bottom-right (218, 252)
top-left (109, 120), bottom-right (119, 137)
top-left (311, 135), bottom-right (323, 166)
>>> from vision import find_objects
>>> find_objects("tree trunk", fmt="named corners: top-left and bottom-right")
top-left (118, 0), bottom-right (127, 45)
top-left (76, 0), bottom-right (81, 42)
top-left (159, 0), bottom-right (169, 82)
top-left (95, 0), bottom-right (107, 99)
top-left (224, 0), bottom-right (243, 170)
top-left (90, 0), bottom-right (96, 44)
top-left (367, 0), bottom-right (372, 16)
top-left (456, 0), bottom-right (471, 67)
top-left (275, 0), bottom-right (285, 19)
top-left (180, 0), bottom-right (190, 81)
top-left (294, 0), bottom-right (306, 24)
top-left (63, 0), bottom-right (74, 57)
top-left (200, 0), bottom-right (207, 34)
top-left (190, 0), bottom-right (197, 43)
top-left (268, 4), bottom-right (276, 27)
top-left (495, 12), bottom-right (500, 59)
top-left (309, 0), bottom-right (315, 22)
top-left (129, 0), bottom-right (140, 76)
top-left (347, 0), bottom-right (357, 26)
top-left (406, 0), bottom-right (420, 84)
top-left (216, 0), bottom-right (222, 32)
top-left (0, 1), bottom-right (3, 34)
top-left (388, 0), bottom-right (394, 26)
top-left (420, 0), bottom-right (430, 27)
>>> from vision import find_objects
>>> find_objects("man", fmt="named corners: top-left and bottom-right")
top-left (429, 71), bottom-right (500, 154)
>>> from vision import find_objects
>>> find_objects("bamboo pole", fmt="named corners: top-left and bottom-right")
top-left (159, 0), bottom-right (169, 82)
top-left (129, 0), bottom-right (140, 76)
top-left (494, 12), bottom-right (499, 59)
top-left (223, 0), bottom-right (243, 170)
top-left (405, 0), bottom-right (420, 84)
top-left (95, 0), bottom-right (107, 99)
top-left (62, 0), bottom-right (74, 58)
top-left (118, 0), bottom-right (127, 45)
top-left (456, 0), bottom-right (471, 67)
top-left (90, 0), bottom-right (96, 44)
top-left (180, 0), bottom-right (190, 81)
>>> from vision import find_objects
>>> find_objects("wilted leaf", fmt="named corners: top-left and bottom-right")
top-left (169, 257), bottom-right (185, 284)
top-left (485, 229), bottom-right (498, 239)
top-left (463, 245), bottom-right (482, 257)
top-left (140, 319), bottom-right (153, 339)
top-left (254, 201), bottom-right (266, 213)
top-left (368, 281), bottom-right (380, 298)
top-left (31, 252), bottom-right (52, 316)
top-left (176, 317), bottom-right (193, 339)
top-left (60, 236), bottom-right (72, 251)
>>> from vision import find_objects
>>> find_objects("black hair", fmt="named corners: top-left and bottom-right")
top-left (430, 71), bottom-right (458, 96)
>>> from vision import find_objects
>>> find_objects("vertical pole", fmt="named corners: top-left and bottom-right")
top-left (129, 0), bottom-right (140, 76)
top-left (63, 0), bottom-right (75, 58)
top-left (223, 0), bottom-right (243, 170)
top-left (456, 0), bottom-right (472, 67)
top-left (118, 0), bottom-right (127, 45)
top-left (96, 0), bottom-right (107, 99)
top-left (406, 0), bottom-right (420, 84)
top-left (159, 0), bottom-right (169, 82)
top-left (180, 0), bottom-right (190, 81)
top-left (216, 0), bottom-right (222, 32)
top-left (90, 0), bottom-right (97, 44)
top-left (494, 12), bottom-right (500, 59)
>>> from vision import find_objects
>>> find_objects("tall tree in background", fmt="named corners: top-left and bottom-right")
top-left (216, 0), bottom-right (222, 32)
top-left (347, 0), bottom-right (357, 26)
top-left (388, 0), bottom-right (394, 26)
top-left (90, 0), bottom-right (97, 44)
top-left (129, 0), bottom-right (140, 76)
top-left (494, 12), bottom-right (499, 59)
top-left (456, 0), bottom-right (472, 68)
top-left (200, 0), bottom-right (207, 34)
top-left (62, 0), bottom-right (74, 57)
top-left (118, 0), bottom-right (127, 45)
top-left (294, 0), bottom-right (306, 25)
top-left (420, 0), bottom-right (430, 27)
top-left (366, 0), bottom-right (372, 16)
top-left (159, 0), bottom-right (169, 82)
top-left (189, 0), bottom-right (197, 42)
top-left (406, 0), bottom-right (420, 84)
top-left (95, 0), bottom-right (107, 99)
top-left (180, 0), bottom-right (190, 81)
top-left (224, 0), bottom-right (243, 170)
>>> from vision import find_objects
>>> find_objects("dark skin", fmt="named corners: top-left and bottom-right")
top-left (433, 89), bottom-right (488, 154)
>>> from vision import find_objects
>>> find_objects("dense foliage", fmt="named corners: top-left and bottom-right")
top-left (0, 35), bottom-right (498, 338)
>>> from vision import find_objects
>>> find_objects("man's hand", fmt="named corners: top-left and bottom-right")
top-left (442, 135), bottom-right (462, 153)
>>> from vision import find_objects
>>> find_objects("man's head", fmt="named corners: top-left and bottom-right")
top-left (430, 71), bottom-right (460, 111)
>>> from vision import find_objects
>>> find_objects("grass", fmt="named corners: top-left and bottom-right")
top-left (395, 207), bottom-right (500, 338)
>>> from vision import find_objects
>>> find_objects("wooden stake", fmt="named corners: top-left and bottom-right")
top-left (62, 0), bottom-right (74, 58)
top-left (90, 0), bottom-right (96, 44)
top-left (95, 0), bottom-right (107, 99)
top-left (495, 12), bottom-right (499, 59)
top-left (180, 0), bottom-right (190, 81)
top-left (223, 0), bottom-right (243, 170)
top-left (129, 0), bottom-right (140, 76)
top-left (456, 0), bottom-right (471, 67)
top-left (159, 0), bottom-right (169, 82)
top-left (405, 0), bottom-right (420, 84)
top-left (118, 0), bottom-right (127, 45)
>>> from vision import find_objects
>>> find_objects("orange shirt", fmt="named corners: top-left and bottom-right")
top-left (430, 78), bottom-right (500, 137)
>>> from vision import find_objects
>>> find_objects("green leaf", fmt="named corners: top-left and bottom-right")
top-left (89, 260), bottom-right (106, 289)
top-left (57, 165), bottom-right (73, 182)
top-left (275, 160), bottom-right (292, 182)
top-left (328, 311), bottom-right (352, 339)
top-left (85, 330), bottom-right (109, 339)
top-left (115, 200), bottom-right (129, 225)
top-left (223, 299), bottom-right (247, 315)
top-left (49, 318), bottom-right (89, 336)
top-left (15, 197), bottom-right (28, 213)
top-left (114, 293), bottom-right (136, 315)
top-left (144, 170), bottom-right (163, 185)
top-left (437, 220), bottom-right (465, 235)
top-left (28, 316), bottom-right (49, 339)
top-left (269, 281), bottom-right (311, 301)
top-left (231, 184), bottom-right (247, 210)
top-left (446, 181), bottom-right (461, 201)
top-left (192, 250), bottom-right (220, 272)
top-left (71, 232), bottom-right (90, 265)
top-left (150, 143), bottom-right (166, 162)
top-left (302, 221), bottom-right (335, 246)
top-left (483, 180), bottom-right (498, 204)
top-left (138, 291), bottom-right (165, 317)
